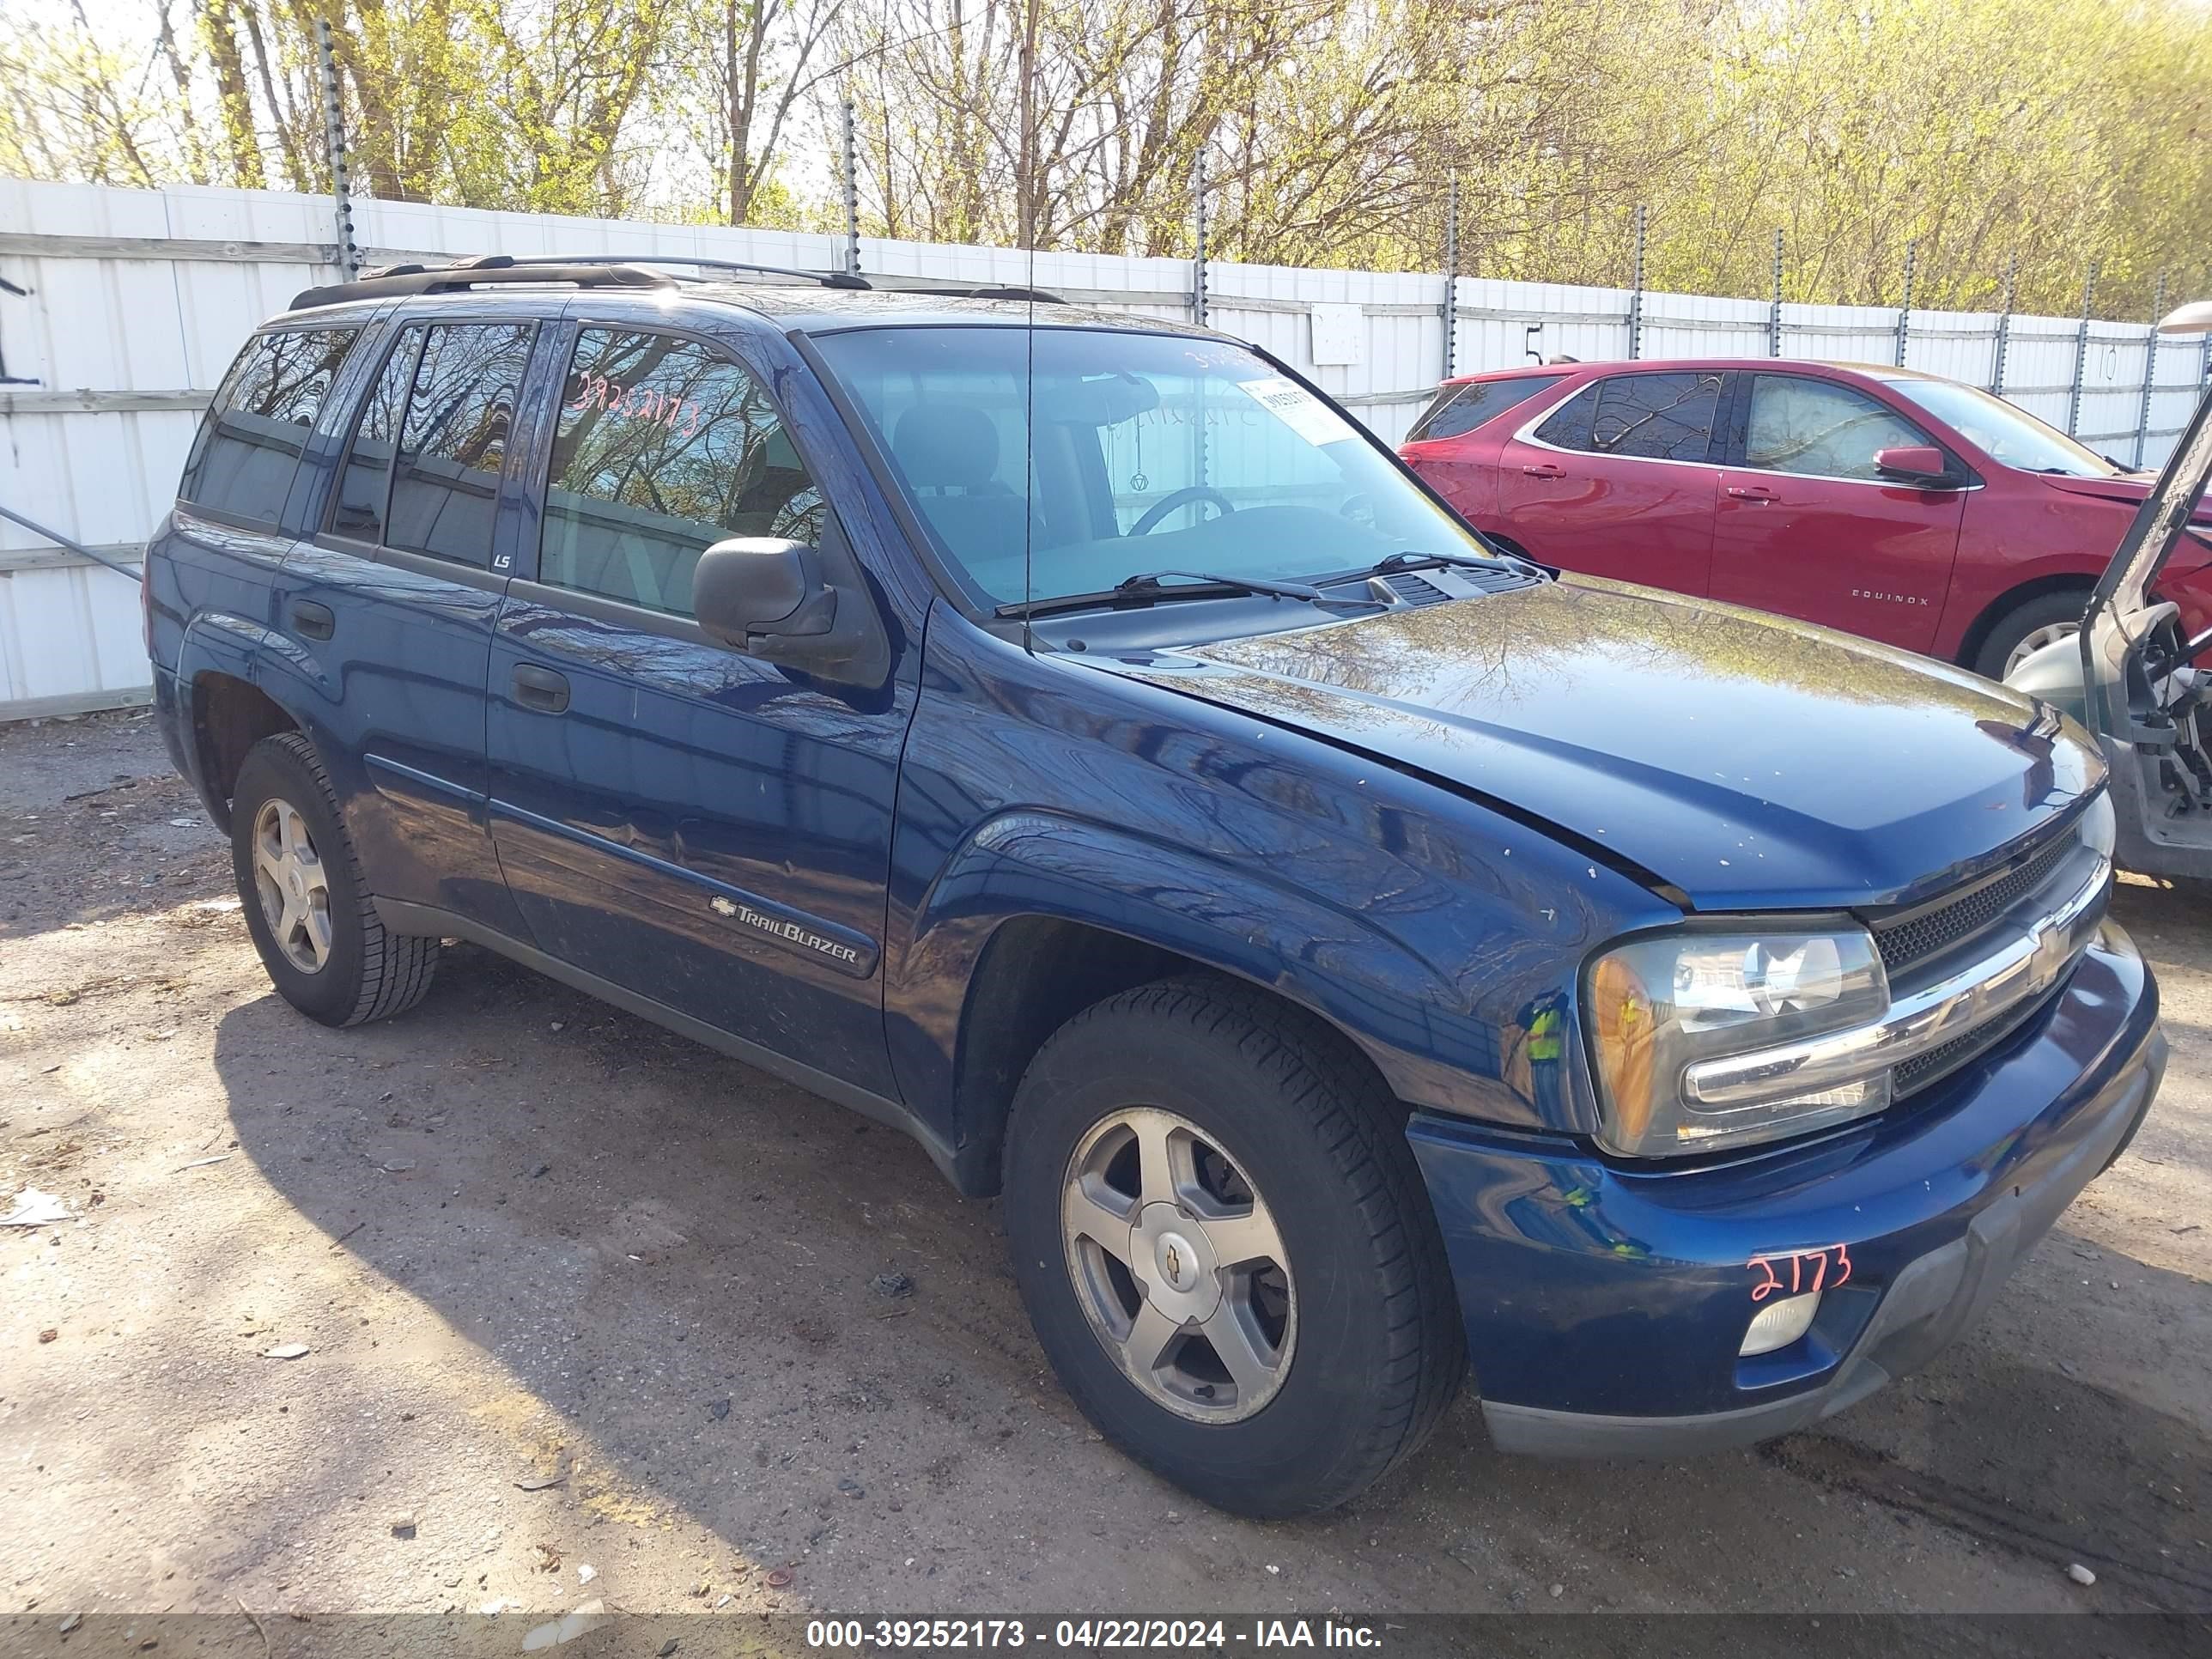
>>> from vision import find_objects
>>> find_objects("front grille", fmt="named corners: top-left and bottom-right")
top-left (1892, 987), bottom-right (2054, 1095)
top-left (1892, 1031), bottom-right (1977, 1094)
top-left (1873, 830), bottom-right (2077, 976)
top-left (1869, 816), bottom-right (2108, 1106)
top-left (1884, 981), bottom-right (2052, 1110)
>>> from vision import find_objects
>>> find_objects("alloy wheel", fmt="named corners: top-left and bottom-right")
top-left (251, 796), bottom-right (334, 974)
top-left (1060, 1106), bottom-right (1296, 1422)
top-left (2005, 620), bottom-right (2080, 678)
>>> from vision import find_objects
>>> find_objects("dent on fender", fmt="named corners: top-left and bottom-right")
top-left (178, 611), bottom-right (288, 684)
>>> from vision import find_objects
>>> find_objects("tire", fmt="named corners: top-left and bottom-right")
top-left (1003, 976), bottom-right (1467, 1517)
top-left (1972, 589), bottom-right (2091, 682)
top-left (229, 731), bottom-right (439, 1028)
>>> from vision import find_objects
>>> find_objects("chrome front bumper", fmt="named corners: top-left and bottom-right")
top-left (1686, 848), bottom-right (2112, 1110)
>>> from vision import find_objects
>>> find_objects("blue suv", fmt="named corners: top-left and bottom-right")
top-left (144, 257), bottom-right (2164, 1516)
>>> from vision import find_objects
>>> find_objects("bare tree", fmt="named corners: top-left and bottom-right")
top-left (675, 0), bottom-right (847, 226)
top-left (6, 0), bottom-right (2211, 314)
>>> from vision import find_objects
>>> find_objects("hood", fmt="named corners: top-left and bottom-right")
top-left (1090, 579), bottom-right (2100, 913)
top-left (2038, 471), bottom-right (2212, 528)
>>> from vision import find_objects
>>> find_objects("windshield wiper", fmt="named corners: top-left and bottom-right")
top-left (1366, 547), bottom-right (1549, 581)
top-left (996, 569), bottom-right (1385, 621)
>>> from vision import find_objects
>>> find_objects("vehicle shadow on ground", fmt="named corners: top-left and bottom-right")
top-left (2112, 875), bottom-right (2212, 946)
top-left (206, 945), bottom-right (2212, 1612)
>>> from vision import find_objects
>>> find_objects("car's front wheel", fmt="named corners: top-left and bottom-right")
top-left (1973, 588), bottom-right (2091, 681)
top-left (1003, 977), bottom-right (1466, 1517)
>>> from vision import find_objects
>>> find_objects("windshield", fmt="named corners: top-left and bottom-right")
top-left (1884, 378), bottom-right (2120, 477)
top-left (813, 325), bottom-right (1494, 606)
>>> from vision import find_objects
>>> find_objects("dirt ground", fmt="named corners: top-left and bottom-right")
top-left (2, 709), bottom-right (2208, 1632)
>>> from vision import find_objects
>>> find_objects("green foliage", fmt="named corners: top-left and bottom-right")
top-left (0, 18), bottom-right (172, 185)
top-left (2, 0), bottom-right (2208, 313)
top-left (1663, 0), bottom-right (2212, 313)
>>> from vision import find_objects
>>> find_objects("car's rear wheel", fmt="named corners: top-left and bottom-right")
top-left (1003, 977), bottom-right (1466, 1517)
top-left (1973, 589), bottom-right (2091, 681)
top-left (230, 732), bottom-right (440, 1027)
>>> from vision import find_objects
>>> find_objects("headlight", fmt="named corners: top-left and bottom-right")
top-left (2080, 787), bottom-right (2115, 861)
top-left (1584, 927), bottom-right (1891, 1158)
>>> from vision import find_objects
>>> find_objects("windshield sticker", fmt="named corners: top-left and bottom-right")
top-left (1236, 375), bottom-right (1358, 447)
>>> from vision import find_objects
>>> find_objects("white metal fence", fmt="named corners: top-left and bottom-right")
top-left (2, 177), bottom-right (2203, 720)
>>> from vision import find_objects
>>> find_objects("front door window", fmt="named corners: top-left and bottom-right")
top-left (1745, 376), bottom-right (1935, 482)
top-left (539, 328), bottom-right (825, 617)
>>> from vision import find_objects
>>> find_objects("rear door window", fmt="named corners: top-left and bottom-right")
top-left (1407, 374), bottom-right (1564, 442)
top-left (1536, 372), bottom-right (1723, 463)
top-left (328, 325), bottom-right (423, 544)
top-left (538, 328), bottom-right (824, 617)
top-left (380, 322), bottom-right (536, 569)
top-left (179, 327), bottom-right (358, 526)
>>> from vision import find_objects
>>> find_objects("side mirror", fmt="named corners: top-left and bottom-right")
top-left (691, 535), bottom-right (889, 687)
top-left (1874, 445), bottom-right (1953, 486)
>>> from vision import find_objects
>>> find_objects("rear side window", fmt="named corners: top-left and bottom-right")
top-left (1533, 385), bottom-right (1597, 450)
top-left (1407, 374), bottom-right (1564, 442)
top-left (179, 328), bottom-right (358, 525)
top-left (374, 322), bottom-right (535, 569)
top-left (1536, 372), bottom-right (1723, 463)
top-left (538, 328), bottom-right (824, 617)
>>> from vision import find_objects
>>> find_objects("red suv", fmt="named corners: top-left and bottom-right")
top-left (1400, 359), bottom-right (2212, 678)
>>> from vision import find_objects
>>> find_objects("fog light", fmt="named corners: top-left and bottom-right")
top-left (1740, 1291), bottom-right (1820, 1357)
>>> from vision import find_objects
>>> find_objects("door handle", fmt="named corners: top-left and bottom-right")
top-left (289, 600), bottom-right (335, 640)
top-left (1521, 462), bottom-right (1565, 479)
top-left (512, 664), bottom-right (571, 714)
top-left (1725, 484), bottom-right (1776, 502)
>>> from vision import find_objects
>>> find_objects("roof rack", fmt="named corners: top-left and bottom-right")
top-left (508, 253), bottom-right (871, 291)
top-left (289, 251), bottom-right (869, 312)
top-left (291, 256), bottom-right (673, 312)
top-left (911, 285), bottom-right (1066, 304)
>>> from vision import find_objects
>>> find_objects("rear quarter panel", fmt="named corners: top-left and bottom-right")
top-left (145, 508), bottom-right (297, 819)
top-left (147, 305), bottom-right (392, 805)
top-left (1399, 374), bottom-right (1591, 532)
top-left (1401, 428), bottom-right (1506, 524)
top-left (145, 509), bottom-right (289, 688)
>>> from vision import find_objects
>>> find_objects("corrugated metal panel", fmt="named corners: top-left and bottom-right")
top-left (2, 179), bottom-right (2202, 718)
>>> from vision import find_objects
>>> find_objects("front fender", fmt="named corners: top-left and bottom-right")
top-left (893, 807), bottom-right (1525, 1132)
top-left (881, 602), bottom-right (1681, 1193)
